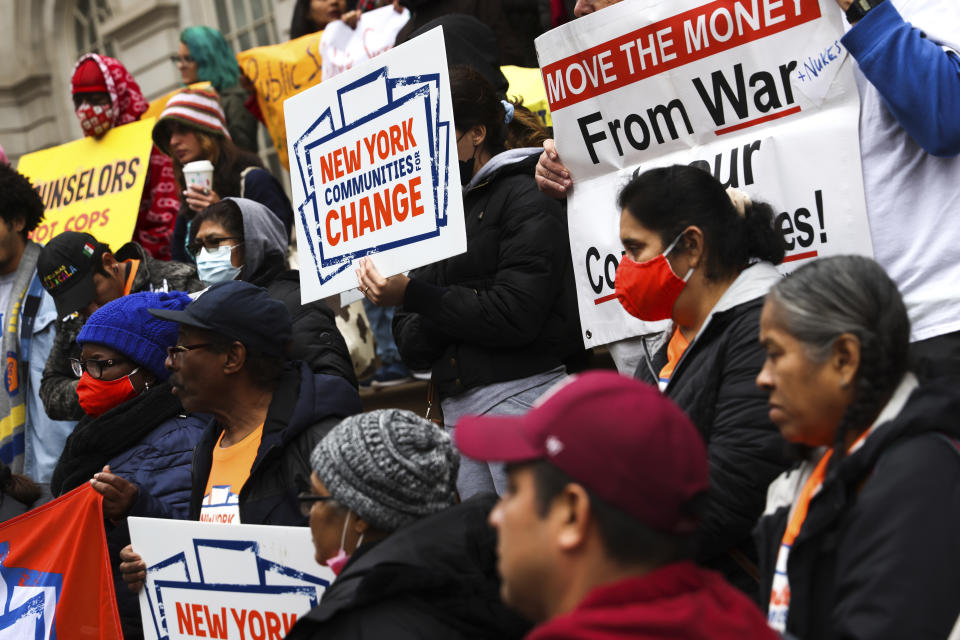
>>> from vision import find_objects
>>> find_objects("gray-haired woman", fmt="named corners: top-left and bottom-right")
top-left (287, 409), bottom-right (529, 640)
top-left (755, 255), bottom-right (960, 640)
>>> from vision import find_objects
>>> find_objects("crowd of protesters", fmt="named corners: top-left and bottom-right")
top-left (0, 0), bottom-right (958, 638)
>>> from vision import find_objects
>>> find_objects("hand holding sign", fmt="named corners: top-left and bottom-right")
top-left (118, 544), bottom-right (146, 594)
top-left (535, 138), bottom-right (573, 199)
top-left (356, 257), bottom-right (409, 306)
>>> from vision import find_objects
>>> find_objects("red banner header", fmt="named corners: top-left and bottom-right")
top-left (541, 0), bottom-right (821, 111)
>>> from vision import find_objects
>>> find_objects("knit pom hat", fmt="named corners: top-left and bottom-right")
top-left (78, 290), bottom-right (193, 381)
top-left (312, 409), bottom-right (460, 532)
top-left (152, 86), bottom-right (231, 155)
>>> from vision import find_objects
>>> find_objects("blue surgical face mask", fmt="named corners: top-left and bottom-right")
top-left (196, 245), bottom-right (241, 286)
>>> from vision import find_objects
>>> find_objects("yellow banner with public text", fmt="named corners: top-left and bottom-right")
top-left (17, 118), bottom-right (155, 249)
top-left (237, 32), bottom-right (325, 170)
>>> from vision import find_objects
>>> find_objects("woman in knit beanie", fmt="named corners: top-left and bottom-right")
top-left (50, 290), bottom-right (209, 640)
top-left (151, 87), bottom-right (292, 262)
top-left (287, 409), bottom-right (530, 640)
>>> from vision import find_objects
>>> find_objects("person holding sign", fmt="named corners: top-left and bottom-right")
top-left (151, 87), bottom-right (293, 262)
top-left (357, 65), bottom-right (581, 500)
top-left (71, 53), bottom-right (180, 261)
top-left (287, 409), bottom-right (528, 639)
top-left (755, 256), bottom-right (960, 639)
top-left (50, 291), bottom-right (206, 640)
top-left (189, 198), bottom-right (356, 385)
top-left (618, 166), bottom-right (790, 595)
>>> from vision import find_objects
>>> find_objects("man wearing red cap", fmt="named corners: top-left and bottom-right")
top-left (455, 371), bottom-right (777, 639)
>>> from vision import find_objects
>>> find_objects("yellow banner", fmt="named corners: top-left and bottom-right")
top-left (17, 118), bottom-right (155, 250)
top-left (142, 81), bottom-right (211, 125)
top-left (237, 32), bottom-right (325, 170)
top-left (503, 65), bottom-right (553, 128)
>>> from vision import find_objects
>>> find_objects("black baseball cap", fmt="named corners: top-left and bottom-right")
top-left (37, 231), bottom-right (105, 319)
top-left (148, 280), bottom-right (293, 357)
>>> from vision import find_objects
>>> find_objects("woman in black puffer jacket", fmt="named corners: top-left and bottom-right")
top-left (357, 65), bottom-right (581, 499)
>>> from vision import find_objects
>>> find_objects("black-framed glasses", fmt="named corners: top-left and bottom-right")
top-left (297, 492), bottom-right (334, 516)
top-left (166, 343), bottom-right (213, 362)
top-left (187, 236), bottom-right (242, 258)
top-left (169, 54), bottom-right (196, 65)
top-left (69, 357), bottom-right (127, 379)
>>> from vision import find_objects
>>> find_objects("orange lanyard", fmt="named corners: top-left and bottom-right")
top-left (782, 429), bottom-right (869, 546)
top-left (121, 259), bottom-right (140, 296)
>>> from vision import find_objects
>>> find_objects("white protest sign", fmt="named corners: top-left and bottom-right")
top-left (319, 5), bottom-right (410, 80)
top-left (536, 0), bottom-right (872, 348)
top-left (130, 517), bottom-right (333, 640)
top-left (286, 27), bottom-right (467, 302)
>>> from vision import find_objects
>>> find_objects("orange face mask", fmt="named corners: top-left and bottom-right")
top-left (614, 233), bottom-right (693, 321)
top-left (76, 368), bottom-right (139, 417)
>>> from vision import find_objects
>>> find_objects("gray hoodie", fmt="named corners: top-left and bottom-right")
top-left (226, 197), bottom-right (288, 282)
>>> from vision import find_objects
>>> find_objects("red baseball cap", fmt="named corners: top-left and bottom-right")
top-left (455, 371), bottom-right (708, 534)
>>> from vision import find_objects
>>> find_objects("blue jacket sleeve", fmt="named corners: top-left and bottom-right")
top-left (842, 1), bottom-right (960, 157)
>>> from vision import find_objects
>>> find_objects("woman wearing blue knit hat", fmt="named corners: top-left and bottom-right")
top-left (50, 290), bottom-right (207, 640)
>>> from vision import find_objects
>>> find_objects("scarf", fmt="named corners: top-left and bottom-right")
top-left (50, 381), bottom-right (186, 496)
top-left (0, 242), bottom-right (43, 472)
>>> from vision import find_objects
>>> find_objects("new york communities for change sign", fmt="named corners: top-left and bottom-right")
top-left (285, 27), bottom-right (466, 302)
top-left (537, 0), bottom-right (873, 348)
top-left (130, 517), bottom-right (333, 640)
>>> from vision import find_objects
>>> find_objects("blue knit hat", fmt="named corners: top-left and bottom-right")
top-left (78, 291), bottom-right (193, 381)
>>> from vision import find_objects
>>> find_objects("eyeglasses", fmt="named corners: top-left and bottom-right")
top-left (70, 357), bottom-right (127, 379)
top-left (166, 343), bottom-right (213, 362)
top-left (169, 54), bottom-right (196, 65)
top-left (297, 492), bottom-right (334, 516)
top-left (187, 237), bottom-right (242, 258)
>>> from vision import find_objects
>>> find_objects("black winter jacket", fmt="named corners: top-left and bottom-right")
top-left (188, 361), bottom-right (361, 525)
top-left (755, 379), bottom-right (960, 639)
top-left (635, 265), bottom-right (789, 594)
top-left (284, 493), bottom-right (531, 640)
top-left (394, 151), bottom-right (581, 398)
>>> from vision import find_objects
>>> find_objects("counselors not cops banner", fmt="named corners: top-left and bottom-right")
top-left (285, 27), bottom-right (467, 303)
top-left (130, 517), bottom-right (334, 640)
top-left (536, 0), bottom-right (872, 348)
top-left (18, 118), bottom-right (155, 251)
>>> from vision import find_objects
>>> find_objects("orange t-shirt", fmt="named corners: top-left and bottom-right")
top-left (200, 424), bottom-right (264, 525)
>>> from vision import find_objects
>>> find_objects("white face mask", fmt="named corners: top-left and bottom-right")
top-left (196, 244), bottom-right (241, 286)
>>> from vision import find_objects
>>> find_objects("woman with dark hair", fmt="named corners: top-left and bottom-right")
top-left (175, 26), bottom-right (259, 153)
top-left (755, 255), bottom-right (960, 639)
top-left (617, 165), bottom-right (790, 594)
top-left (152, 87), bottom-right (293, 262)
top-left (356, 65), bottom-right (581, 499)
top-left (290, 0), bottom-right (347, 38)
top-left (189, 198), bottom-right (356, 386)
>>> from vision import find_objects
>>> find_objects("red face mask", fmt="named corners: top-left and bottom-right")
top-left (615, 233), bottom-right (693, 321)
top-left (76, 368), bottom-right (140, 418)
top-left (75, 103), bottom-right (115, 138)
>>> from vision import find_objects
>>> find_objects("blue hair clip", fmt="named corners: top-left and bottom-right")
top-left (502, 100), bottom-right (515, 124)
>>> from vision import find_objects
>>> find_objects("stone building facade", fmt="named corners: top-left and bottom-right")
top-left (0, 0), bottom-right (298, 172)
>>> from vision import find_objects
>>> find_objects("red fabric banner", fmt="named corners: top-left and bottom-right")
top-left (0, 484), bottom-right (122, 638)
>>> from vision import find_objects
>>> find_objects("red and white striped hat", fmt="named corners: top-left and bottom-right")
top-left (152, 86), bottom-right (231, 155)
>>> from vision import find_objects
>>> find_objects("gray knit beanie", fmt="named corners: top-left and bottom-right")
top-left (311, 409), bottom-right (460, 532)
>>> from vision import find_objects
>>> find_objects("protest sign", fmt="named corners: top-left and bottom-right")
top-left (536, 0), bottom-right (872, 348)
top-left (502, 65), bottom-right (553, 127)
top-left (18, 118), bottom-right (155, 250)
top-left (319, 5), bottom-right (410, 80)
top-left (143, 82), bottom-right (212, 125)
top-left (237, 33), bottom-right (325, 169)
top-left (0, 485), bottom-right (122, 638)
top-left (129, 517), bottom-right (333, 640)
top-left (285, 27), bottom-right (467, 302)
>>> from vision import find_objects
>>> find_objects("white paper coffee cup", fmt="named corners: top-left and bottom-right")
top-left (183, 160), bottom-right (214, 191)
